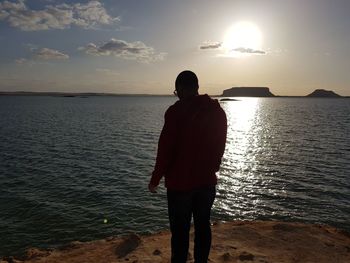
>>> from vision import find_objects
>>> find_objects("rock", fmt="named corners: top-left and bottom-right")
top-left (239, 251), bottom-right (255, 261)
top-left (324, 241), bottom-right (335, 247)
top-left (220, 98), bottom-right (238, 101)
top-left (115, 234), bottom-right (141, 258)
top-left (1, 257), bottom-right (14, 263)
top-left (221, 252), bottom-right (234, 261)
top-left (153, 249), bottom-right (161, 255)
top-left (106, 236), bottom-right (117, 241)
top-left (58, 241), bottom-right (82, 251)
top-left (1, 257), bottom-right (20, 263)
top-left (25, 248), bottom-right (50, 260)
top-left (228, 245), bottom-right (237, 250)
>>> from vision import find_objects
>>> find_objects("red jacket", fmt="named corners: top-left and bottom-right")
top-left (150, 94), bottom-right (227, 191)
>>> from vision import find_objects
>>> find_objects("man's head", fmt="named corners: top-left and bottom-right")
top-left (175, 70), bottom-right (199, 99)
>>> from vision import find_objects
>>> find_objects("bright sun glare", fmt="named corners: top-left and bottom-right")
top-left (223, 21), bottom-right (262, 56)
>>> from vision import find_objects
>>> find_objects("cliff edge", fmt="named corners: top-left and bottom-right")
top-left (2, 221), bottom-right (349, 263)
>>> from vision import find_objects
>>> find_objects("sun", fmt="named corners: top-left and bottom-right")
top-left (223, 21), bottom-right (263, 56)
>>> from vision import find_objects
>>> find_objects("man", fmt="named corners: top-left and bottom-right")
top-left (149, 70), bottom-right (227, 263)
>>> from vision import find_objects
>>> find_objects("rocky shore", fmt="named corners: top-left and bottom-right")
top-left (2, 221), bottom-right (350, 263)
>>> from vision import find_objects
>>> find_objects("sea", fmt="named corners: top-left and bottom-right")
top-left (0, 95), bottom-right (349, 257)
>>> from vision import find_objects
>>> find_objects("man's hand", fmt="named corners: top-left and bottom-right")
top-left (148, 183), bottom-right (158, 193)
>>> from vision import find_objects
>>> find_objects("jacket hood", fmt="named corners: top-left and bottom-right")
top-left (176, 94), bottom-right (220, 110)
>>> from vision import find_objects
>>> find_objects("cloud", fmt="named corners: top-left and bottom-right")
top-left (15, 58), bottom-right (28, 64)
top-left (0, 0), bottom-right (26, 11)
top-left (0, 0), bottom-right (119, 31)
top-left (72, 1), bottom-right (117, 28)
top-left (79, 38), bottom-right (166, 62)
top-left (34, 48), bottom-right (69, 60)
top-left (232, 47), bottom-right (265, 54)
top-left (14, 47), bottom-right (69, 64)
top-left (199, 41), bottom-right (222, 50)
top-left (0, 10), bottom-right (10, 20)
top-left (200, 39), bottom-right (267, 57)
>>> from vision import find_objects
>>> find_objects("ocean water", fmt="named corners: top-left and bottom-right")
top-left (0, 96), bottom-right (349, 256)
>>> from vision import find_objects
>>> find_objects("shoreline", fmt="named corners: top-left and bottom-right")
top-left (2, 220), bottom-right (350, 263)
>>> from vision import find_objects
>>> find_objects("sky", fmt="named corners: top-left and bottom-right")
top-left (0, 0), bottom-right (350, 96)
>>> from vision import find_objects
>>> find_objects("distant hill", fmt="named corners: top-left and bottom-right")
top-left (222, 87), bottom-right (275, 97)
top-left (306, 89), bottom-right (342, 97)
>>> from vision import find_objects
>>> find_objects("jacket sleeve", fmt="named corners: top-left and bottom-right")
top-left (218, 107), bottom-right (227, 157)
top-left (150, 108), bottom-right (177, 186)
top-left (214, 106), bottom-right (227, 170)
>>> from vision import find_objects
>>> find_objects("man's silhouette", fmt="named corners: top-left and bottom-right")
top-left (149, 70), bottom-right (227, 263)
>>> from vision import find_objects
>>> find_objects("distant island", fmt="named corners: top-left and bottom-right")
top-left (222, 87), bottom-right (275, 97)
top-left (221, 87), bottom-right (345, 98)
top-left (306, 89), bottom-right (342, 97)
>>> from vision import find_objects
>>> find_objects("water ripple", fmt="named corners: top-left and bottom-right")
top-left (0, 96), bottom-right (349, 256)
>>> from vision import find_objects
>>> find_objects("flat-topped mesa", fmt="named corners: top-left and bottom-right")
top-left (222, 87), bottom-right (275, 97)
top-left (307, 89), bottom-right (342, 97)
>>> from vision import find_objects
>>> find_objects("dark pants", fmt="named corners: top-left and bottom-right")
top-left (167, 186), bottom-right (216, 263)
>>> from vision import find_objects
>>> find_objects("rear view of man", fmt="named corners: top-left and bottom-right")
top-left (149, 70), bottom-right (227, 263)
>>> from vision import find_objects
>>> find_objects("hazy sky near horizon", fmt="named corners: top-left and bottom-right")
top-left (0, 0), bottom-right (350, 95)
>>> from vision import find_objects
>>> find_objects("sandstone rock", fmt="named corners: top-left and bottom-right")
top-left (152, 249), bottom-right (161, 255)
top-left (115, 234), bottom-right (141, 258)
top-left (221, 252), bottom-right (234, 261)
top-left (0, 256), bottom-right (21, 263)
top-left (239, 251), bottom-right (255, 261)
top-left (58, 241), bottom-right (82, 251)
top-left (25, 248), bottom-right (50, 260)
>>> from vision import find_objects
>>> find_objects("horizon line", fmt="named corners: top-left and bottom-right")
top-left (0, 91), bottom-right (349, 98)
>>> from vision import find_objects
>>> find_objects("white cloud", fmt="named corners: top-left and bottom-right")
top-left (232, 47), bottom-right (265, 54)
top-left (15, 58), bottom-right (28, 64)
top-left (79, 38), bottom-right (166, 62)
top-left (199, 41), bottom-right (222, 50)
top-left (200, 39), bottom-right (267, 57)
top-left (0, 0), bottom-right (26, 11)
top-left (73, 1), bottom-right (117, 28)
top-left (34, 48), bottom-right (69, 60)
top-left (0, 0), bottom-right (119, 31)
top-left (14, 47), bottom-right (69, 64)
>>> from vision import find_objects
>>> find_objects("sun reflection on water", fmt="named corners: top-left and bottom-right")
top-left (222, 98), bottom-right (259, 171)
top-left (214, 98), bottom-right (268, 219)
top-left (214, 98), bottom-right (292, 221)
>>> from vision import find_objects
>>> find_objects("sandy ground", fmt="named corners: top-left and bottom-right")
top-left (2, 221), bottom-right (350, 263)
